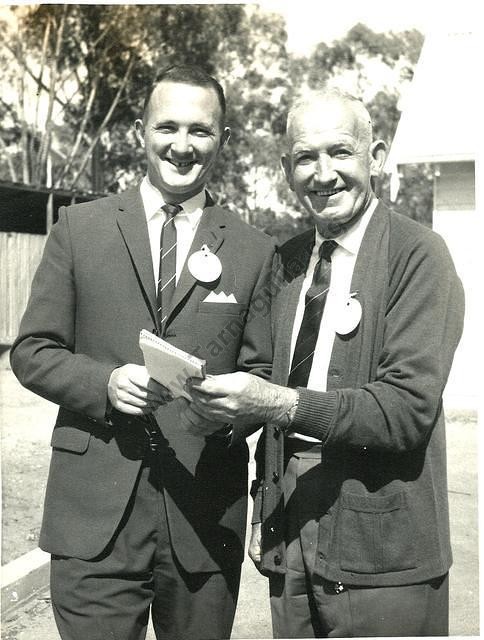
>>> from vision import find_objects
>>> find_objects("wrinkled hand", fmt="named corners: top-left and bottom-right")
top-left (108, 364), bottom-right (172, 416)
top-left (187, 372), bottom-right (281, 426)
top-left (178, 397), bottom-right (229, 437)
top-left (248, 523), bottom-right (262, 572)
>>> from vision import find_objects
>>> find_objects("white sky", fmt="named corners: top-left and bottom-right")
top-left (258, 0), bottom-right (479, 55)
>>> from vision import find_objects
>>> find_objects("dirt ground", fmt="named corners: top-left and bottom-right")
top-left (1, 348), bottom-right (56, 564)
top-left (1, 347), bottom-right (480, 637)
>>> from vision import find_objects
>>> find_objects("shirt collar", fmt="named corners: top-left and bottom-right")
top-left (314, 198), bottom-right (378, 256)
top-left (140, 176), bottom-right (206, 229)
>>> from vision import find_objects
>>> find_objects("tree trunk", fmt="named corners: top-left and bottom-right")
top-left (91, 141), bottom-right (104, 193)
top-left (35, 6), bottom-right (68, 187)
top-left (69, 55), bottom-right (135, 191)
top-left (0, 136), bottom-right (18, 182)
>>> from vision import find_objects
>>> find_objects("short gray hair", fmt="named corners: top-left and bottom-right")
top-left (286, 87), bottom-right (373, 146)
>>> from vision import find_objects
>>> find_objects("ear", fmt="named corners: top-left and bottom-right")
top-left (281, 154), bottom-right (295, 191)
top-left (369, 139), bottom-right (387, 177)
top-left (219, 126), bottom-right (231, 151)
top-left (134, 119), bottom-right (145, 149)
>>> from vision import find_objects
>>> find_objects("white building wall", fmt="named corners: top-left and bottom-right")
top-left (433, 208), bottom-right (479, 410)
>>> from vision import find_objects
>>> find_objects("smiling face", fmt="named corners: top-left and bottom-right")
top-left (281, 96), bottom-right (386, 237)
top-left (135, 81), bottom-right (230, 204)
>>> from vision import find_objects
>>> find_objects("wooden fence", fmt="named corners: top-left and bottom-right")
top-left (1, 231), bottom-right (47, 344)
top-left (0, 181), bottom-right (101, 345)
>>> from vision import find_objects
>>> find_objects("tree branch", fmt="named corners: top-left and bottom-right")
top-left (15, 45), bottom-right (30, 184)
top-left (0, 135), bottom-right (18, 182)
top-left (35, 5), bottom-right (68, 186)
top-left (3, 40), bottom-right (67, 109)
top-left (69, 54), bottom-right (135, 191)
top-left (30, 14), bottom-right (51, 169)
top-left (54, 69), bottom-right (101, 187)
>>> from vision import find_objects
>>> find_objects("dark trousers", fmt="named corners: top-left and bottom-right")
top-left (50, 462), bottom-right (241, 640)
top-left (269, 443), bottom-right (449, 638)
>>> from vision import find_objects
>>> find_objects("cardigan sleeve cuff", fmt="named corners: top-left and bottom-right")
top-left (290, 388), bottom-right (338, 442)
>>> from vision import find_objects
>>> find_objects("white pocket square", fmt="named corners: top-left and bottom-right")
top-left (203, 291), bottom-right (238, 303)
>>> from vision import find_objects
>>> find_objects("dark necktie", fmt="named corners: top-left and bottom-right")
top-left (157, 203), bottom-right (182, 332)
top-left (288, 239), bottom-right (338, 388)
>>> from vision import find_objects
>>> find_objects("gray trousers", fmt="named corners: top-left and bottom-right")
top-left (269, 443), bottom-right (449, 638)
top-left (50, 462), bottom-right (240, 640)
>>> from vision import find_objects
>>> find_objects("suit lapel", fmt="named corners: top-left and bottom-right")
top-left (166, 204), bottom-right (225, 325)
top-left (115, 187), bottom-right (159, 330)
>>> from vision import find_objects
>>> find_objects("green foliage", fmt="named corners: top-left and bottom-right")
top-left (368, 90), bottom-right (401, 145)
top-left (393, 164), bottom-right (434, 227)
top-left (0, 5), bottom-right (428, 237)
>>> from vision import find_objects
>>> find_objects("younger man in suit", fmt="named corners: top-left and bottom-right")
top-left (184, 88), bottom-right (464, 637)
top-left (10, 65), bottom-right (275, 640)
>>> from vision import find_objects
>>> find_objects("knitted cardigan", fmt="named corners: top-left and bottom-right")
top-left (252, 201), bottom-right (465, 587)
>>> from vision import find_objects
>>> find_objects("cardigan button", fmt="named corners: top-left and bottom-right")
top-left (334, 581), bottom-right (345, 594)
top-left (272, 471), bottom-right (279, 483)
top-left (273, 427), bottom-right (281, 439)
top-left (274, 554), bottom-right (282, 566)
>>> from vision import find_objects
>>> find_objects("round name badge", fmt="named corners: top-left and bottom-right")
top-left (188, 244), bottom-right (222, 283)
top-left (334, 296), bottom-right (362, 335)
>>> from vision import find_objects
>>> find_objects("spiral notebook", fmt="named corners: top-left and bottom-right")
top-left (139, 329), bottom-right (206, 400)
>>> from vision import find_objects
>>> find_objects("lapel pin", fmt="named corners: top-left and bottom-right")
top-left (334, 291), bottom-right (362, 335)
top-left (188, 244), bottom-right (222, 283)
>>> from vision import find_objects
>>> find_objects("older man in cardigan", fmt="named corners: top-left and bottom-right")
top-left (183, 88), bottom-right (465, 638)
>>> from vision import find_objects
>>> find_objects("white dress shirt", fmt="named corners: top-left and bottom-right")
top-left (140, 176), bottom-right (206, 284)
top-left (289, 199), bottom-right (378, 441)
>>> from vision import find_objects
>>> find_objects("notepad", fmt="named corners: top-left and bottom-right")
top-left (139, 329), bottom-right (206, 400)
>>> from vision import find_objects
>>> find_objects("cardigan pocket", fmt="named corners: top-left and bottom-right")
top-left (333, 490), bottom-right (417, 574)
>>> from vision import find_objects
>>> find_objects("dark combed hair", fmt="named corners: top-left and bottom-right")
top-left (143, 64), bottom-right (226, 121)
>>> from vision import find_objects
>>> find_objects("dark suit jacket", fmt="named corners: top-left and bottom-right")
top-left (11, 186), bottom-right (276, 572)
top-left (252, 201), bottom-right (464, 586)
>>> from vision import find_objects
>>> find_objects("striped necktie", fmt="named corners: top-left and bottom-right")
top-left (157, 203), bottom-right (182, 333)
top-left (288, 239), bottom-right (338, 388)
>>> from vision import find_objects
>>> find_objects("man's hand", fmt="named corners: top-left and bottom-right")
top-left (108, 364), bottom-right (172, 416)
top-left (248, 522), bottom-right (262, 572)
top-left (187, 372), bottom-right (297, 426)
top-left (178, 397), bottom-right (229, 437)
